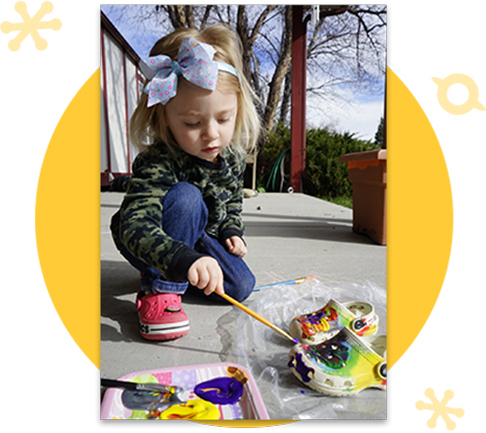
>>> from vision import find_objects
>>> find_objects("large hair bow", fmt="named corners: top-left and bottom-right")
top-left (140, 37), bottom-right (220, 107)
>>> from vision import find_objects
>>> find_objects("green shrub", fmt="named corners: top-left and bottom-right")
top-left (304, 128), bottom-right (379, 199)
top-left (256, 122), bottom-right (380, 202)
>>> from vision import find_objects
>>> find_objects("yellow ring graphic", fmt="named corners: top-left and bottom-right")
top-left (35, 67), bottom-right (453, 426)
top-left (432, 73), bottom-right (485, 114)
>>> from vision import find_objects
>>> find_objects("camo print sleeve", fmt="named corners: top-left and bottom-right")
top-left (218, 155), bottom-right (246, 243)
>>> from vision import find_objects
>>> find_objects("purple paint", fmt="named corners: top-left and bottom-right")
top-left (194, 377), bottom-right (243, 405)
top-left (288, 353), bottom-right (314, 383)
top-left (308, 310), bottom-right (325, 324)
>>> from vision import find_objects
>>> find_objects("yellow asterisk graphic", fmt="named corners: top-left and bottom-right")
top-left (1, 1), bottom-right (61, 51)
top-left (416, 388), bottom-right (465, 430)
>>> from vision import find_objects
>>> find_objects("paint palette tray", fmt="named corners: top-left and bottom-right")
top-left (100, 362), bottom-right (269, 420)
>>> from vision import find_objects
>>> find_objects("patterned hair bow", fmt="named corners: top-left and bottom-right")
top-left (140, 37), bottom-right (239, 107)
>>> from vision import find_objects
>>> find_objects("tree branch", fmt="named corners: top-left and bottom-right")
top-left (262, 5), bottom-right (292, 132)
top-left (200, 5), bottom-right (213, 29)
top-left (249, 5), bottom-right (278, 45)
top-left (184, 5), bottom-right (195, 28)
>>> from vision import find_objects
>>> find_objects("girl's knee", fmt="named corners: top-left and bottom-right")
top-left (164, 182), bottom-right (207, 219)
top-left (166, 182), bottom-right (202, 205)
top-left (226, 270), bottom-right (255, 302)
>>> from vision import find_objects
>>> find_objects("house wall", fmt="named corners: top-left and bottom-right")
top-left (100, 21), bottom-right (143, 186)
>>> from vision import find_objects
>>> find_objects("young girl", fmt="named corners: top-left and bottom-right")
top-left (110, 25), bottom-right (261, 341)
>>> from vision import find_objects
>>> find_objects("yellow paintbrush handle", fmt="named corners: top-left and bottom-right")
top-left (218, 292), bottom-right (296, 343)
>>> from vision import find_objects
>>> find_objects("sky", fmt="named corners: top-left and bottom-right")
top-left (101, 4), bottom-right (385, 141)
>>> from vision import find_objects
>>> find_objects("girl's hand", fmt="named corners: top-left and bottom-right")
top-left (225, 236), bottom-right (247, 258)
top-left (188, 257), bottom-right (225, 296)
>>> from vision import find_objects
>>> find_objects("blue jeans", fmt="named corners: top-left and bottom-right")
top-left (117, 182), bottom-right (255, 303)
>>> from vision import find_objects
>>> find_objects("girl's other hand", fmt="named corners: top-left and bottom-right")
top-left (188, 257), bottom-right (225, 296)
top-left (225, 236), bottom-right (247, 258)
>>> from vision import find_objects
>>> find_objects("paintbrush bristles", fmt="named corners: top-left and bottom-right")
top-left (218, 292), bottom-right (296, 343)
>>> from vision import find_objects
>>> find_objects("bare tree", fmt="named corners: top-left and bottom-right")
top-left (236, 5), bottom-right (277, 94)
top-left (261, 6), bottom-right (292, 134)
top-left (305, 6), bottom-right (386, 109)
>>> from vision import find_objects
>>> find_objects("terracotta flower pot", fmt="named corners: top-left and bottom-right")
top-left (339, 149), bottom-right (387, 245)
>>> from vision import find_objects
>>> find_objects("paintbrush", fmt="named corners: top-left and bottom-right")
top-left (218, 292), bottom-right (297, 343)
top-left (253, 275), bottom-right (315, 291)
top-left (101, 378), bottom-right (183, 395)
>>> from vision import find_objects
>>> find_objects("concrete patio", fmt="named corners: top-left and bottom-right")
top-left (100, 191), bottom-right (386, 419)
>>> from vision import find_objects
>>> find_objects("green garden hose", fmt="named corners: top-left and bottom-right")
top-left (265, 147), bottom-right (290, 192)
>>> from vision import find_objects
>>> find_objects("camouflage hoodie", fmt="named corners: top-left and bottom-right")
top-left (110, 141), bottom-right (246, 282)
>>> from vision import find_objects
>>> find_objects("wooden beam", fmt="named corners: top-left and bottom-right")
top-left (291, 6), bottom-right (307, 193)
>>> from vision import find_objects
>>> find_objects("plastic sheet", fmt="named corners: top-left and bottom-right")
top-left (217, 277), bottom-right (386, 420)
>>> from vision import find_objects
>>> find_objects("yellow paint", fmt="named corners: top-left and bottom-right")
top-left (160, 400), bottom-right (220, 420)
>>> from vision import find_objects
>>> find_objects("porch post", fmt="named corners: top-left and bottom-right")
top-left (291, 5), bottom-right (307, 192)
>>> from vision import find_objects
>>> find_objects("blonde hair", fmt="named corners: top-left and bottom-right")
top-left (130, 25), bottom-right (261, 156)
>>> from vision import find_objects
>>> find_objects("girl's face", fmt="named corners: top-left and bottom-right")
top-left (165, 79), bottom-right (238, 161)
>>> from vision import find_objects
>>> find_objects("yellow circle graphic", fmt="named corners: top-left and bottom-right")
top-left (387, 68), bottom-right (453, 369)
top-left (35, 67), bottom-right (453, 425)
top-left (36, 70), bottom-right (100, 368)
top-left (432, 73), bottom-right (485, 114)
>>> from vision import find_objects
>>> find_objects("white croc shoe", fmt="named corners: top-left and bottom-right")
top-left (289, 299), bottom-right (379, 345)
top-left (288, 327), bottom-right (386, 396)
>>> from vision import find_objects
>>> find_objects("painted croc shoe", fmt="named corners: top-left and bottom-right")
top-left (136, 291), bottom-right (190, 341)
top-left (288, 327), bottom-right (386, 396)
top-left (289, 299), bottom-right (379, 345)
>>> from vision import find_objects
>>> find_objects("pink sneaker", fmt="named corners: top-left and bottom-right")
top-left (136, 291), bottom-right (190, 341)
